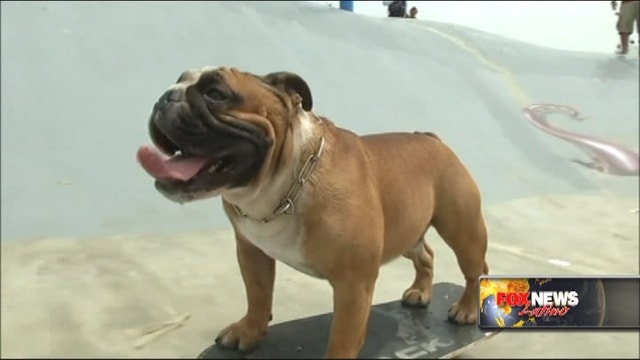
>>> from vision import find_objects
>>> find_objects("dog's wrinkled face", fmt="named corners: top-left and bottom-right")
top-left (137, 66), bottom-right (313, 203)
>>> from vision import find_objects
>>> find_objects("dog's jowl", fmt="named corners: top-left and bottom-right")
top-left (137, 66), bottom-right (489, 359)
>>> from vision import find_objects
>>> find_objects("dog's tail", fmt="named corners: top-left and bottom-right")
top-left (413, 131), bottom-right (441, 141)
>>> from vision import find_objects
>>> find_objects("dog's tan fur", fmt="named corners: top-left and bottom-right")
top-left (150, 68), bottom-right (489, 359)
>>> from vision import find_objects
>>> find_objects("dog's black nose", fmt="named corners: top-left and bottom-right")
top-left (160, 88), bottom-right (184, 103)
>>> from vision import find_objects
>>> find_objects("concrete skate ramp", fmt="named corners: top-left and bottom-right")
top-left (2, 1), bottom-right (638, 242)
top-left (1, 1), bottom-right (638, 359)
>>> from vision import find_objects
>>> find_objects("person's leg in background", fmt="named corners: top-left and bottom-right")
top-left (636, 1), bottom-right (640, 52)
top-left (617, 1), bottom-right (640, 54)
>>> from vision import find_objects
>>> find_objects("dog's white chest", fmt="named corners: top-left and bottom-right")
top-left (236, 217), bottom-right (317, 277)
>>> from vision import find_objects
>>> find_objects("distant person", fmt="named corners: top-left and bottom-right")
top-left (408, 6), bottom-right (418, 19)
top-left (386, 1), bottom-right (407, 18)
top-left (611, 0), bottom-right (639, 54)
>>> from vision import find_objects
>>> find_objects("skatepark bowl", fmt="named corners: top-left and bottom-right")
top-left (1, 1), bottom-right (638, 358)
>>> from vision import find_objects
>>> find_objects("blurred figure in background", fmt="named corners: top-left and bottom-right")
top-left (384, 1), bottom-right (407, 18)
top-left (611, 1), bottom-right (639, 54)
top-left (408, 6), bottom-right (419, 19)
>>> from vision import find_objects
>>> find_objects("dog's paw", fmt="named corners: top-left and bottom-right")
top-left (401, 288), bottom-right (431, 308)
top-left (215, 317), bottom-right (268, 353)
top-left (447, 302), bottom-right (477, 325)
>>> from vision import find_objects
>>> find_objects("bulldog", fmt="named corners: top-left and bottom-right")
top-left (136, 67), bottom-right (489, 359)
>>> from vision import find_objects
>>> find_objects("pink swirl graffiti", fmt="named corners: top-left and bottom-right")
top-left (523, 104), bottom-right (639, 176)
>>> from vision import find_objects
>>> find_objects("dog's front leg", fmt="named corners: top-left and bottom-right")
top-left (215, 233), bottom-right (275, 352)
top-left (325, 271), bottom-right (378, 358)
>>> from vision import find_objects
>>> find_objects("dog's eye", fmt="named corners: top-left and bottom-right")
top-left (205, 87), bottom-right (228, 102)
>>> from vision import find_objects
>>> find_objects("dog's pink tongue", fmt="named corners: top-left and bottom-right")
top-left (137, 145), bottom-right (209, 182)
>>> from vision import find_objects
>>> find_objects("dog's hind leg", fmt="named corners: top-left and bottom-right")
top-left (401, 236), bottom-right (435, 308)
top-left (433, 211), bottom-right (489, 325)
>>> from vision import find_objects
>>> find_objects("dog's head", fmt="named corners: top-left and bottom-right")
top-left (137, 66), bottom-right (313, 203)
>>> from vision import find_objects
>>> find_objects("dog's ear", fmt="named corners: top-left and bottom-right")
top-left (262, 72), bottom-right (313, 111)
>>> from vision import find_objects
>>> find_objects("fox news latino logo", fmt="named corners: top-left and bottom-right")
top-left (497, 290), bottom-right (580, 317)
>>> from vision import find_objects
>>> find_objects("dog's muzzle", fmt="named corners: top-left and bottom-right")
top-left (137, 85), bottom-right (270, 202)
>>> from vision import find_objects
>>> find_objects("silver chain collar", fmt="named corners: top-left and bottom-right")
top-left (232, 135), bottom-right (326, 224)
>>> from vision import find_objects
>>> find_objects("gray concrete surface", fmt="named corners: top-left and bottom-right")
top-left (1, 1), bottom-right (639, 358)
